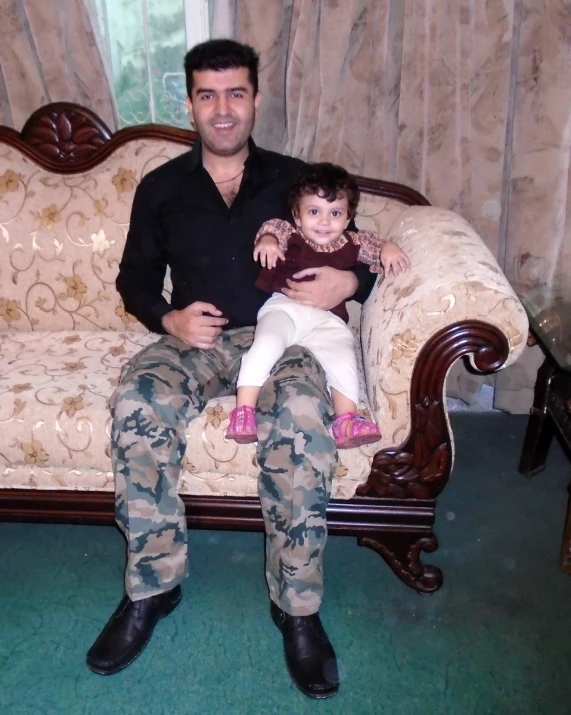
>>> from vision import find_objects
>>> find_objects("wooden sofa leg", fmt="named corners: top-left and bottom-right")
top-left (357, 530), bottom-right (442, 594)
top-left (355, 321), bottom-right (511, 594)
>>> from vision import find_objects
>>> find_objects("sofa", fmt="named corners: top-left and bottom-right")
top-left (0, 102), bottom-right (528, 594)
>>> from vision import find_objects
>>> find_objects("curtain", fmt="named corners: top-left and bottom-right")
top-left (210, 0), bottom-right (234, 38)
top-left (225, 0), bottom-right (571, 413)
top-left (0, 0), bottom-right (117, 130)
top-left (494, 1), bottom-right (571, 411)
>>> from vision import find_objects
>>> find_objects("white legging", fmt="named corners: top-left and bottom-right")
top-left (237, 293), bottom-right (359, 404)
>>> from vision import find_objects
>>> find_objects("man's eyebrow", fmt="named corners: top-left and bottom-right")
top-left (195, 86), bottom-right (249, 95)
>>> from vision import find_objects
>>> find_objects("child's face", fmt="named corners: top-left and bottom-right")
top-left (293, 192), bottom-right (351, 246)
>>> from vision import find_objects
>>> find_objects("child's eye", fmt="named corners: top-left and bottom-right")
top-left (309, 209), bottom-right (319, 215)
top-left (331, 211), bottom-right (342, 217)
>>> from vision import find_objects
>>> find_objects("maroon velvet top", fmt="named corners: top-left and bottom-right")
top-left (254, 231), bottom-right (367, 323)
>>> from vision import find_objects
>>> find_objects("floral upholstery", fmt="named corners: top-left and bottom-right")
top-left (0, 138), bottom-right (528, 498)
top-left (0, 141), bottom-right (184, 332)
top-left (361, 206), bottom-right (527, 446)
top-left (0, 330), bottom-right (374, 497)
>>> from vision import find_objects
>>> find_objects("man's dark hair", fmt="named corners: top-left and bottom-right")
top-left (184, 39), bottom-right (260, 97)
top-left (288, 162), bottom-right (360, 220)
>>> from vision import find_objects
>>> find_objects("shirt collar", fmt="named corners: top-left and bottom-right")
top-left (293, 229), bottom-right (350, 253)
top-left (184, 137), bottom-right (264, 176)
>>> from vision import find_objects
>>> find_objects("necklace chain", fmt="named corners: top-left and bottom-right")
top-left (214, 168), bottom-right (245, 184)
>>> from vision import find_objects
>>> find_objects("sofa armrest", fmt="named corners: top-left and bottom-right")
top-left (359, 206), bottom-right (528, 453)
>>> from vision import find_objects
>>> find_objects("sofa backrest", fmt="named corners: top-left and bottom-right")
top-left (0, 103), bottom-right (429, 333)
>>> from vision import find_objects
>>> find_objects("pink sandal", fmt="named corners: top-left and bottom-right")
top-left (331, 412), bottom-right (381, 449)
top-left (226, 405), bottom-right (258, 444)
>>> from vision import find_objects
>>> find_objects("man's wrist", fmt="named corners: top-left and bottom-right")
top-left (161, 310), bottom-right (176, 334)
top-left (344, 270), bottom-right (359, 299)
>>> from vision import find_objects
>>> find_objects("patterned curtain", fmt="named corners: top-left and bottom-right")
top-left (222, 0), bottom-right (571, 413)
top-left (0, 0), bottom-right (117, 130)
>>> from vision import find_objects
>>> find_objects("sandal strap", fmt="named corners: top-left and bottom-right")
top-left (228, 405), bottom-right (257, 432)
top-left (333, 412), bottom-right (359, 423)
top-left (332, 412), bottom-right (378, 441)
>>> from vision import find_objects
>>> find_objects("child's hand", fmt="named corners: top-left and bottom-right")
top-left (380, 241), bottom-right (410, 276)
top-left (253, 234), bottom-right (286, 269)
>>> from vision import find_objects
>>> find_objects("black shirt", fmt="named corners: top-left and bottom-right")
top-left (116, 138), bottom-right (376, 334)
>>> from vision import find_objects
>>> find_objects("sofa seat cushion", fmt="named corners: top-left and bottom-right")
top-left (0, 331), bottom-right (375, 498)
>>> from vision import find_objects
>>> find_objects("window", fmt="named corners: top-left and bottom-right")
top-left (94, 0), bottom-right (209, 128)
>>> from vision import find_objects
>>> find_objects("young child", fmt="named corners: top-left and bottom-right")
top-left (226, 162), bottom-right (410, 449)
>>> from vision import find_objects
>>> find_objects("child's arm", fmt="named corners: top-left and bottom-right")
top-left (253, 219), bottom-right (293, 269)
top-left (380, 240), bottom-right (410, 276)
top-left (347, 230), bottom-right (385, 273)
top-left (254, 219), bottom-right (294, 252)
top-left (348, 230), bottom-right (410, 276)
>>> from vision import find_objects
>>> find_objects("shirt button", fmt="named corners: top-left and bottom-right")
top-left (231, 256), bottom-right (236, 261)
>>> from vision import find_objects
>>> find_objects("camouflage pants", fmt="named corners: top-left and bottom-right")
top-left (110, 327), bottom-right (337, 616)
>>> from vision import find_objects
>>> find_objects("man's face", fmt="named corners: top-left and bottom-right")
top-left (186, 67), bottom-right (260, 157)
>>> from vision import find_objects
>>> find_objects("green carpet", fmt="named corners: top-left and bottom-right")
top-left (1, 414), bottom-right (570, 715)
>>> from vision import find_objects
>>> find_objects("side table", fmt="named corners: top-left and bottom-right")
top-left (515, 287), bottom-right (571, 574)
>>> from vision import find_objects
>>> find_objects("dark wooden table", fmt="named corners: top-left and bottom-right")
top-left (516, 288), bottom-right (571, 574)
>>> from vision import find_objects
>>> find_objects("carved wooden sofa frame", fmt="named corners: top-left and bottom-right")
top-left (0, 103), bottom-right (526, 595)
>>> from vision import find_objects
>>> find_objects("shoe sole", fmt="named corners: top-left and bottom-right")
top-left (87, 589), bottom-right (182, 676)
top-left (270, 606), bottom-right (339, 700)
top-left (335, 433), bottom-right (382, 449)
top-left (225, 432), bottom-right (258, 444)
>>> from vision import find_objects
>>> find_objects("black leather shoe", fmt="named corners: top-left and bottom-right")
top-left (270, 601), bottom-right (339, 699)
top-left (86, 586), bottom-right (182, 675)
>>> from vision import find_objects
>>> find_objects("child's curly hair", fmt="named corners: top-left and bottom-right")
top-left (288, 162), bottom-right (360, 220)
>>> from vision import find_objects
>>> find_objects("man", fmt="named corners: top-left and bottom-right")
top-left (86, 39), bottom-right (374, 699)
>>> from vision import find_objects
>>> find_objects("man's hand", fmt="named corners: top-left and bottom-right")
top-left (283, 266), bottom-right (358, 311)
top-left (253, 234), bottom-right (285, 269)
top-left (380, 240), bottom-right (410, 276)
top-left (161, 302), bottom-right (228, 349)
